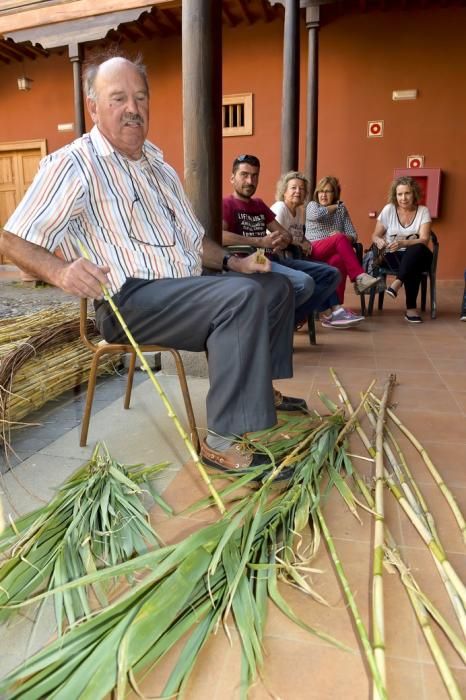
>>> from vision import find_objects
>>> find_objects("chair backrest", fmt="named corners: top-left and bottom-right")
top-left (430, 231), bottom-right (439, 273)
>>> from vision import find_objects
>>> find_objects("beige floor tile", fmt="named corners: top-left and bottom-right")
top-left (422, 659), bottom-right (466, 699)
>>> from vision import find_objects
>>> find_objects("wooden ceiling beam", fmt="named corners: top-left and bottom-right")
top-left (116, 24), bottom-right (141, 42)
top-left (163, 8), bottom-right (181, 33)
top-left (0, 39), bottom-right (30, 61)
top-left (0, 51), bottom-right (11, 63)
top-left (0, 1), bottom-right (180, 34)
top-left (260, 0), bottom-right (274, 22)
top-left (237, 0), bottom-right (254, 24)
top-left (136, 15), bottom-right (157, 40)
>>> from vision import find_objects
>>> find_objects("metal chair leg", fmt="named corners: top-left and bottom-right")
top-left (80, 352), bottom-right (103, 447)
top-left (307, 314), bottom-right (317, 345)
top-left (169, 349), bottom-right (200, 453)
top-left (124, 351), bottom-right (137, 409)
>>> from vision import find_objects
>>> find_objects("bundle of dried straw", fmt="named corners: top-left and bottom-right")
top-left (0, 305), bottom-right (120, 446)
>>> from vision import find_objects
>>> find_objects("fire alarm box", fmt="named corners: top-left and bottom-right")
top-left (393, 168), bottom-right (442, 218)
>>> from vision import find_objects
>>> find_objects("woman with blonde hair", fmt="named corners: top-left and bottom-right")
top-left (272, 171), bottom-right (364, 328)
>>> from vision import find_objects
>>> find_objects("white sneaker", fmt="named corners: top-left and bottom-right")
top-left (321, 307), bottom-right (364, 328)
top-left (354, 273), bottom-right (381, 294)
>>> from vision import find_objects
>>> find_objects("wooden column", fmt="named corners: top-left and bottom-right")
top-left (281, 0), bottom-right (300, 174)
top-left (305, 6), bottom-right (320, 195)
top-left (69, 42), bottom-right (85, 137)
top-left (182, 1), bottom-right (222, 243)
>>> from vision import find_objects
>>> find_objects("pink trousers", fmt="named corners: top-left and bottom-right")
top-left (309, 232), bottom-right (364, 303)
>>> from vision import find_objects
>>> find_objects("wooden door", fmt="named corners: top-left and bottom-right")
top-left (0, 140), bottom-right (46, 264)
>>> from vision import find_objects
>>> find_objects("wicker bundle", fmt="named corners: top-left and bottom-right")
top-left (0, 303), bottom-right (79, 348)
top-left (0, 307), bottom-right (120, 444)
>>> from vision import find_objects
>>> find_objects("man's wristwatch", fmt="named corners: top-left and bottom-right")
top-left (222, 254), bottom-right (233, 271)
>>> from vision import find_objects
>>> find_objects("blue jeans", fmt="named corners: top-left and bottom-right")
top-left (271, 257), bottom-right (341, 324)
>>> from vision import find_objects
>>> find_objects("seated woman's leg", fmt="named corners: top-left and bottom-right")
top-left (384, 245), bottom-right (433, 311)
top-left (310, 233), bottom-right (364, 303)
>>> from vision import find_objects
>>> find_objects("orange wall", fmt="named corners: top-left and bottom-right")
top-left (316, 7), bottom-right (466, 278)
top-left (0, 6), bottom-right (465, 277)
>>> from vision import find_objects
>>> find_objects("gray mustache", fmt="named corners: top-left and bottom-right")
top-left (123, 114), bottom-right (143, 125)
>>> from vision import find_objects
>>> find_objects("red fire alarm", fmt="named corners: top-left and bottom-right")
top-left (407, 155), bottom-right (425, 168)
top-left (367, 120), bottom-right (384, 138)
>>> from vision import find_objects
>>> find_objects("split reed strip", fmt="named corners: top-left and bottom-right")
top-left (369, 393), bottom-right (466, 544)
top-left (372, 373), bottom-right (396, 697)
top-left (78, 242), bottom-right (225, 516)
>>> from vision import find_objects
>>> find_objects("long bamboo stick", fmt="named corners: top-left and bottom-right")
top-left (331, 371), bottom-right (466, 689)
top-left (372, 373), bottom-right (396, 698)
top-left (370, 393), bottom-right (466, 544)
top-left (364, 401), bottom-right (466, 637)
top-left (315, 502), bottom-right (388, 700)
top-left (78, 243), bottom-right (225, 515)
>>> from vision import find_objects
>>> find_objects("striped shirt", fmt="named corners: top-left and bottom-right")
top-left (5, 126), bottom-right (204, 294)
top-left (305, 201), bottom-right (357, 242)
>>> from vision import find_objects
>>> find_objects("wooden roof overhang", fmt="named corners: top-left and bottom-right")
top-left (0, 0), bottom-right (283, 64)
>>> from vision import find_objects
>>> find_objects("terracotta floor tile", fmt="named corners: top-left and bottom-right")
top-left (386, 385), bottom-right (460, 414)
top-left (249, 637), bottom-right (369, 700)
top-left (317, 353), bottom-right (377, 369)
top-left (397, 546), bottom-right (465, 669)
top-left (422, 659), bottom-right (466, 700)
top-left (440, 372), bottom-right (466, 393)
top-left (375, 355), bottom-right (436, 372)
top-left (396, 481), bottom-right (465, 554)
top-left (384, 657), bottom-right (425, 700)
top-left (429, 358), bottom-right (466, 373)
top-left (419, 440), bottom-right (466, 487)
top-left (392, 409), bottom-right (466, 443)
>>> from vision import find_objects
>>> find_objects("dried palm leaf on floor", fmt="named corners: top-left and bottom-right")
top-left (0, 443), bottom-right (170, 631)
top-left (0, 411), bottom-right (362, 700)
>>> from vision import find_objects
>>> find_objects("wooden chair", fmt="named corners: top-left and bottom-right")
top-left (79, 298), bottom-right (199, 451)
top-left (367, 232), bottom-right (439, 319)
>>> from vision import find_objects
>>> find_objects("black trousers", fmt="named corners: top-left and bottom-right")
top-left (383, 243), bottom-right (433, 309)
top-left (94, 272), bottom-right (294, 437)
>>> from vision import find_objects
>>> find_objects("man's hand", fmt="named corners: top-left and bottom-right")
top-left (261, 230), bottom-right (289, 252)
top-left (229, 252), bottom-right (272, 274)
top-left (56, 258), bottom-right (111, 298)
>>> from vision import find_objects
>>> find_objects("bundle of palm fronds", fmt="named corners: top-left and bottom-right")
top-left (0, 306), bottom-right (120, 446)
top-left (0, 291), bottom-right (464, 700)
top-left (0, 443), bottom-right (171, 632)
top-left (0, 410), bottom-right (382, 700)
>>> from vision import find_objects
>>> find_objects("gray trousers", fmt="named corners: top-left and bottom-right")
top-left (95, 272), bottom-right (294, 436)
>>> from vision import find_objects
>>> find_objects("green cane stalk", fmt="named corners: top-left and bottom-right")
top-left (371, 373), bottom-right (396, 698)
top-left (370, 393), bottom-right (466, 544)
top-left (78, 242), bottom-right (225, 515)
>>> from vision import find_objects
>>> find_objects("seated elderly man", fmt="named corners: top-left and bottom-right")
top-left (0, 55), bottom-right (302, 479)
top-left (222, 154), bottom-right (342, 327)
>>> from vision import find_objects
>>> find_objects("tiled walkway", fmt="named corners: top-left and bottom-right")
top-left (0, 280), bottom-right (465, 699)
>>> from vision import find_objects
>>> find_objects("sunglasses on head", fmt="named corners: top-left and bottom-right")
top-left (234, 154), bottom-right (260, 168)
